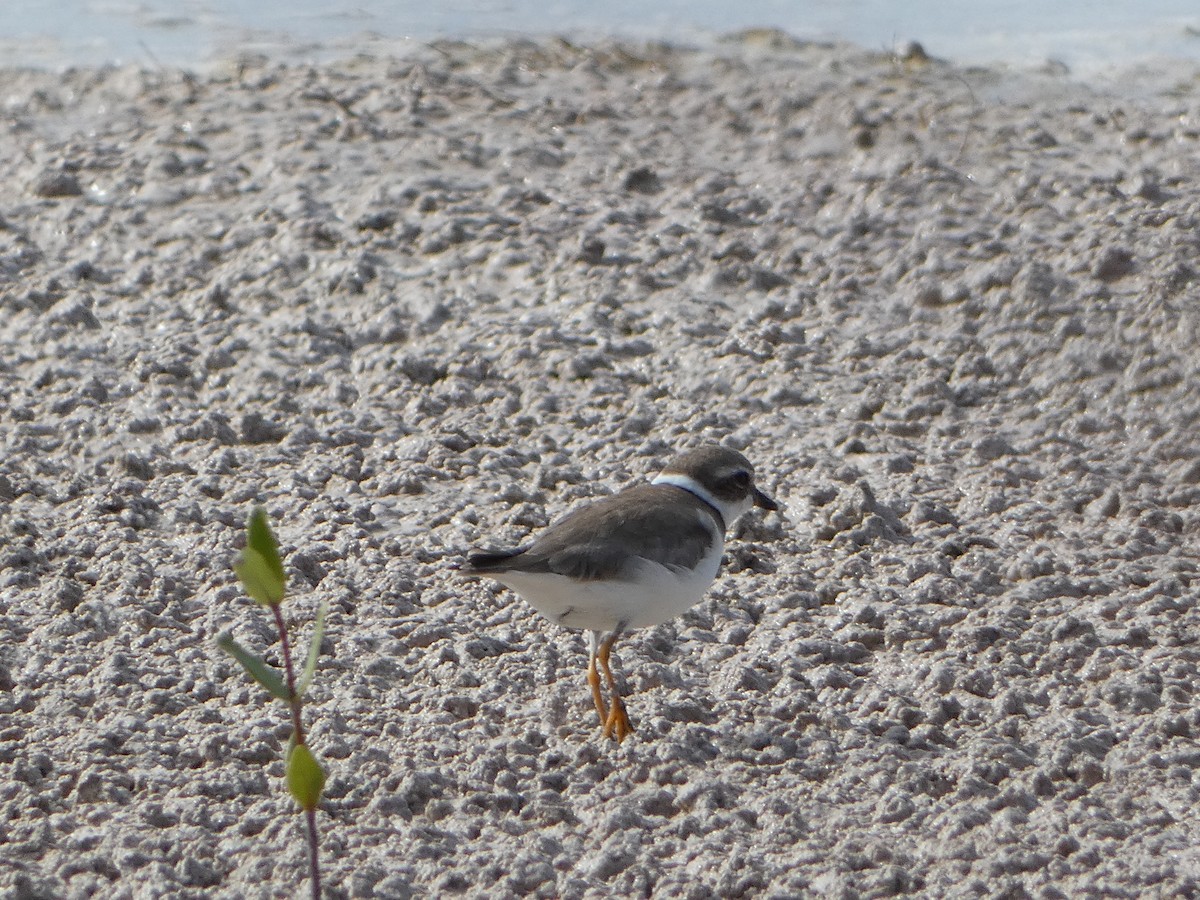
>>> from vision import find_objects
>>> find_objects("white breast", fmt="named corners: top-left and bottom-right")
top-left (493, 536), bottom-right (725, 632)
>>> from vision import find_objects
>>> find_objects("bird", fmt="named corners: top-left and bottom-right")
top-left (463, 444), bottom-right (777, 742)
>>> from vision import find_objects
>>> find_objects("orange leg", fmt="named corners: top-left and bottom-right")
top-left (587, 652), bottom-right (608, 725)
top-left (598, 630), bottom-right (634, 742)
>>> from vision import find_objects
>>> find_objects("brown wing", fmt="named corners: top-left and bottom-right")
top-left (503, 485), bottom-right (720, 581)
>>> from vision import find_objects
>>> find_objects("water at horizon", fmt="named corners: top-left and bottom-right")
top-left (2, 0), bottom-right (1198, 81)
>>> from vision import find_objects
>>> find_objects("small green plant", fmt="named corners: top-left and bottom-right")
top-left (218, 508), bottom-right (329, 900)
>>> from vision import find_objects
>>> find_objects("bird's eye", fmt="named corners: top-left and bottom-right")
top-left (729, 470), bottom-right (751, 488)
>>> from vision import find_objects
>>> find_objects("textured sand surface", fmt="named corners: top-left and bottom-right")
top-left (2, 34), bottom-right (1200, 898)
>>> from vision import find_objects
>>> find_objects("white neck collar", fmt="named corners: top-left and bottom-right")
top-left (652, 473), bottom-right (732, 530)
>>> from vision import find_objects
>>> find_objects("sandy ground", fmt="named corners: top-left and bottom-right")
top-left (2, 33), bottom-right (1200, 899)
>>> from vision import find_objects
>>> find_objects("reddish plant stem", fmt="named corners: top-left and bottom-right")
top-left (306, 807), bottom-right (321, 900)
top-left (271, 604), bottom-right (322, 900)
top-left (271, 604), bottom-right (305, 744)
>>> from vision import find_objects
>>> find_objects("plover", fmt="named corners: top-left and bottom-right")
top-left (464, 444), bottom-right (777, 742)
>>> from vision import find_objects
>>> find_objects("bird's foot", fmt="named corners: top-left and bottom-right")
top-left (603, 695), bottom-right (634, 743)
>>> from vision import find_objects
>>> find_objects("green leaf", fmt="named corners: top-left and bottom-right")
top-left (234, 546), bottom-right (286, 607)
top-left (296, 599), bottom-right (328, 698)
top-left (235, 508), bottom-right (286, 605)
top-left (217, 633), bottom-right (291, 701)
top-left (246, 507), bottom-right (286, 583)
top-left (287, 742), bottom-right (326, 812)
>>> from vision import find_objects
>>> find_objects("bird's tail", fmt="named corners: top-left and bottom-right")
top-left (463, 547), bottom-right (525, 572)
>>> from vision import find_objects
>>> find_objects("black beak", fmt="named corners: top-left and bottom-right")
top-left (753, 486), bottom-right (778, 511)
